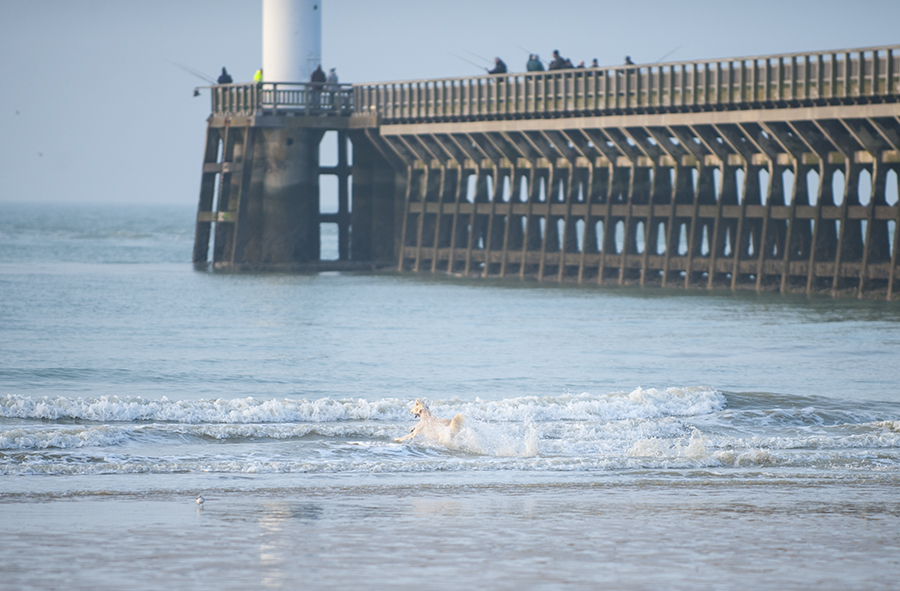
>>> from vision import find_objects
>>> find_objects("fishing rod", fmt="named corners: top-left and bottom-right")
top-left (655, 44), bottom-right (684, 63)
top-left (167, 60), bottom-right (216, 84)
top-left (463, 49), bottom-right (493, 65)
top-left (515, 44), bottom-right (549, 65)
top-left (448, 51), bottom-right (489, 72)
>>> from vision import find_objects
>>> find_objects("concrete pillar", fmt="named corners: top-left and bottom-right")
top-left (234, 127), bottom-right (323, 265)
top-left (350, 132), bottom-right (399, 264)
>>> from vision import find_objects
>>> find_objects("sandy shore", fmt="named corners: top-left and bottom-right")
top-left (2, 480), bottom-right (898, 590)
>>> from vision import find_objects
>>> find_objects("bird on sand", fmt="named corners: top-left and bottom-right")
top-left (196, 495), bottom-right (205, 506)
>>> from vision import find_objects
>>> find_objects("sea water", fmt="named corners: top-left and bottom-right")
top-left (1, 203), bottom-right (899, 590)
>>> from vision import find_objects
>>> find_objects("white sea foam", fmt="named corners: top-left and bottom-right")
top-left (4, 444), bottom-right (898, 477)
top-left (679, 427), bottom-right (709, 460)
top-left (449, 387), bottom-right (726, 422)
top-left (0, 425), bottom-right (130, 450)
top-left (629, 438), bottom-right (665, 458)
top-left (0, 388), bottom-right (725, 424)
top-left (0, 422), bottom-right (400, 450)
top-left (713, 448), bottom-right (774, 466)
top-left (0, 394), bottom-right (408, 424)
top-left (874, 420), bottom-right (900, 432)
top-left (3, 388), bottom-right (898, 477)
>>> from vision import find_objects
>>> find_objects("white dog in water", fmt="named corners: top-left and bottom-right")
top-left (394, 399), bottom-right (465, 444)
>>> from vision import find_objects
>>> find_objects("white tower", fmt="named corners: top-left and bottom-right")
top-left (262, 0), bottom-right (322, 83)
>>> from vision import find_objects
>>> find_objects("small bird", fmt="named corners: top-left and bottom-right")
top-left (196, 495), bottom-right (205, 506)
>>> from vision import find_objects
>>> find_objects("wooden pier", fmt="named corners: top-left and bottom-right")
top-left (194, 45), bottom-right (900, 298)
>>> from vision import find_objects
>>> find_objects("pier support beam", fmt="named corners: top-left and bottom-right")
top-left (382, 122), bottom-right (900, 298)
top-left (349, 130), bottom-right (401, 264)
top-left (234, 127), bottom-right (323, 266)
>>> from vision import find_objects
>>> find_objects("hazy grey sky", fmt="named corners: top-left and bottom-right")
top-left (2, 0), bottom-right (899, 205)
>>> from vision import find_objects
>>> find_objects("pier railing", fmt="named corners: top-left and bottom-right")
top-left (209, 82), bottom-right (354, 116)
top-left (353, 45), bottom-right (900, 122)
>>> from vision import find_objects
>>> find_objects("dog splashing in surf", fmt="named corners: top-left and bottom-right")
top-left (394, 399), bottom-right (465, 445)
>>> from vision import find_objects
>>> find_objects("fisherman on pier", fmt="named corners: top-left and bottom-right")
top-left (217, 67), bottom-right (233, 84)
top-left (311, 64), bottom-right (326, 84)
top-left (310, 64), bottom-right (326, 107)
top-left (488, 57), bottom-right (507, 74)
top-left (526, 54), bottom-right (544, 72)
top-left (548, 50), bottom-right (569, 70)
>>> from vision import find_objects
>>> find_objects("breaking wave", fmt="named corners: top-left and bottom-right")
top-left (0, 387), bottom-right (725, 424)
top-left (3, 388), bottom-right (899, 478)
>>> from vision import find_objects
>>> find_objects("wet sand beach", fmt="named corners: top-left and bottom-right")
top-left (3, 477), bottom-right (899, 590)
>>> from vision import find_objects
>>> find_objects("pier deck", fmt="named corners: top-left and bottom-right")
top-left (194, 45), bottom-right (900, 298)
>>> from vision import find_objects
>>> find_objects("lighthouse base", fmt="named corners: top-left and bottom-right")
top-left (193, 114), bottom-right (398, 270)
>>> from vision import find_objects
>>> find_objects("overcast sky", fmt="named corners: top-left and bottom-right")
top-left (2, 0), bottom-right (899, 205)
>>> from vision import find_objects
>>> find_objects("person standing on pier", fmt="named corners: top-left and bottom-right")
top-left (310, 64), bottom-right (326, 108)
top-left (311, 65), bottom-right (326, 84)
top-left (526, 54), bottom-right (544, 71)
top-left (253, 68), bottom-right (263, 84)
top-left (217, 67), bottom-right (233, 84)
top-left (325, 67), bottom-right (339, 108)
top-left (488, 57), bottom-right (507, 74)
top-left (325, 67), bottom-right (338, 89)
top-left (548, 50), bottom-right (568, 70)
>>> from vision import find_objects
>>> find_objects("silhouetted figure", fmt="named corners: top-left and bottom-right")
top-left (488, 57), bottom-right (507, 74)
top-left (576, 60), bottom-right (585, 68)
top-left (526, 54), bottom-right (544, 72)
top-left (548, 50), bottom-right (568, 70)
top-left (325, 68), bottom-right (338, 90)
top-left (591, 58), bottom-right (599, 68)
top-left (325, 68), bottom-right (339, 108)
top-left (624, 56), bottom-right (635, 65)
top-left (310, 65), bottom-right (326, 107)
top-left (217, 67), bottom-right (233, 84)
